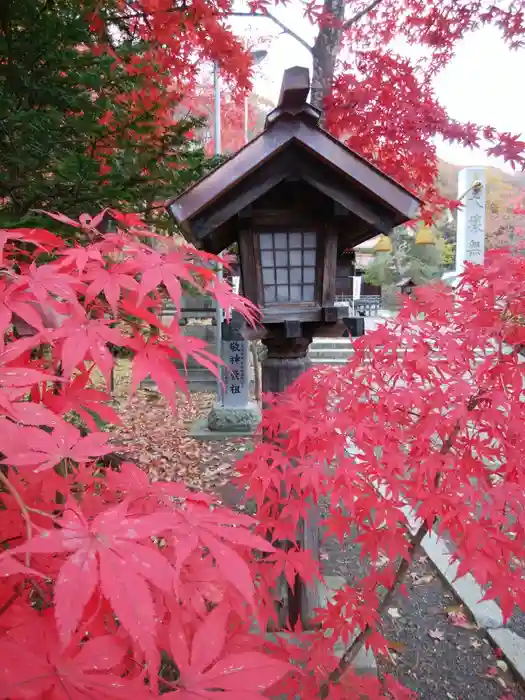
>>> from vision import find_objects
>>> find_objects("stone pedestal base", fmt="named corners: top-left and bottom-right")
top-left (189, 401), bottom-right (261, 441)
top-left (207, 401), bottom-right (261, 433)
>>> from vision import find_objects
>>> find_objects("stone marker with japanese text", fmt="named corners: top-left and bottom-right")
top-left (219, 321), bottom-right (250, 408)
top-left (207, 309), bottom-right (260, 434)
top-left (456, 167), bottom-right (486, 272)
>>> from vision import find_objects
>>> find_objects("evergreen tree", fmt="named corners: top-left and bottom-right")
top-left (0, 0), bottom-right (212, 234)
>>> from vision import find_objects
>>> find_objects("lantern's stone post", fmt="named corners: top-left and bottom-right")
top-left (261, 336), bottom-right (312, 393)
top-left (261, 330), bottom-right (322, 629)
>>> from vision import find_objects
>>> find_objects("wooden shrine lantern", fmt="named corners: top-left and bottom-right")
top-left (397, 277), bottom-right (417, 296)
top-left (167, 67), bottom-right (422, 625)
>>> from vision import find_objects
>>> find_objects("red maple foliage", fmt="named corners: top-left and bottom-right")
top-left (88, 1), bottom-right (525, 218)
top-left (0, 213), bottom-right (282, 700)
top-left (0, 209), bottom-right (524, 699)
top-left (177, 81), bottom-right (268, 155)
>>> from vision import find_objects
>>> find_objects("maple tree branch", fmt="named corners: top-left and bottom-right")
top-left (343, 0), bottom-right (384, 30)
top-left (0, 471), bottom-right (32, 567)
top-left (0, 588), bottom-right (21, 618)
top-left (320, 519), bottom-right (429, 698)
top-left (105, 0), bottom-right (189, 23)
top-left (26, 505), bottom-right (58, 520)
top-left (321, 415), bottom-right (469, 697)
top-left (229, 11), bottom-right (313, 54)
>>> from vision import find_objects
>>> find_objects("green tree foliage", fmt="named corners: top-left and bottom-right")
top-left (365, 226), bottom-right (446, 307)
top-left (0, 0), bottom-right (212, 233)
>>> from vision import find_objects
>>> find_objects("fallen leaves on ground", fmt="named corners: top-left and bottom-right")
top-left (428, 628), bottom-right (445, 641)
top-left (447, 611), bottom-right (478, 630)
top-left (410, 573), bottom-right (434, 585)
top-left (112, 390), bottom-right (251, 491)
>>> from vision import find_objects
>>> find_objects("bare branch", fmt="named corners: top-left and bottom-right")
top-left (343, 0), bottom-right (384, 30)
top-left (105, 6), bottom-right (314, 55)
top-left (229, 11), bottom-right (313, 54)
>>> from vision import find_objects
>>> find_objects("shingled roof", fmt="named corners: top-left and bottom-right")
top-left (167, 66), bottom-right (421, 254)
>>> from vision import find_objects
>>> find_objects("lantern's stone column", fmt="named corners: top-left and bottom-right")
top-left (261, 336), bottom-right (312, 393)
top-left (261, 332), bottom-right (321, 629)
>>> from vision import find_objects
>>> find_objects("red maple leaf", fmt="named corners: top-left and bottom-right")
top-left (37, 209), bottom-right (108, 236)
top-left (267, 548), bottom-right (320, 588)
top-left (56, 244), bottom-right (104, 274)
top-left (0, 227), bottom-right (62, 265)
top-left (0, 364), bottom-right (60, 425)
top-left (171, 503), bottom-right (274, 604)
top-left (0, 281), bottom-right (45, 350)
top-left (0, 553), bottom-right (44, 579)
top-left (166, 323), bottom-right (222, 377)
top-left (41, 369), bottom-right (121, 431)
top-left (13, 262), bottom-right (81, 308)
top-left (2, 421), bottom-right (112, 472)
top-left (126, 334), bottom-right (189, 407)
top-left (83, 263), bottom-right (139, 316)
top-left (165, 604), bottom-right (291, 699)
top-left (52, 314), bottom-right (126, 383)
top-left (10, 501), bottom-right (178, 651)
top-left (135, 248), bottom-right (199, 309)
top-left (205, 278), bottom-right (260, 325)
top-left (0, 613), bottom-right (144, 699)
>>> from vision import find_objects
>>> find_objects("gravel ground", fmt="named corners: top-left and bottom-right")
top-left (213, 483), bottom-right (525, 699)
top-left (322, 531), bottom-right (525, 700)
top-left (508, 609), bottom-right (525, 641)
top-left (374, 554), bottom-right (525, 700)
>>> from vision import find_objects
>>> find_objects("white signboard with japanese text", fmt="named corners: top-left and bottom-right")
top-left (456, 167), bottom-right (486, 272)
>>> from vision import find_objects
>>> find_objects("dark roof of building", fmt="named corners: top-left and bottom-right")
top-left (167, 66), bottom-right (422, 253)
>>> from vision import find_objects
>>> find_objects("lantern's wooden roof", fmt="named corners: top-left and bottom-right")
top-left (167, 66), bottom-right (422, 254)
top-left (396, 277), bottom-right (416, 287)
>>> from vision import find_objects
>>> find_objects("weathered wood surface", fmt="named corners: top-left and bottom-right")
top-left (262, 335), bottom-right (322, 629)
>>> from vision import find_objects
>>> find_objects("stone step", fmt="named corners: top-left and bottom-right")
top-left (308, 347), bottom-right (353, 359)
top-left (310, 358), bottom-right (349, 366)
top-left (308, 337), bottom-right (353, 366)
top-left (310, 340), bottom-right (353, 351)
top-left (311, 337), bottom-right (353, 343)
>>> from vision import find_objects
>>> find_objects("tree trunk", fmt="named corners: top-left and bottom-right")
top-left (310, 0), bottom-right (345, 116)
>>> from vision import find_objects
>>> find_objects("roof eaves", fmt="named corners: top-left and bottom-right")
top-left (295, 121), bottom-right (422, 217)
top-left (168, 123), bottom-right (296, 225)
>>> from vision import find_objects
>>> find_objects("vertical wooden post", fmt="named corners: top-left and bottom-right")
top-left (261, 332), bottom-right (321, 629)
